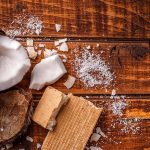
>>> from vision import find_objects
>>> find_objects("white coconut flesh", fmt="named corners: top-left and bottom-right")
top-left (29, 54), bottom-right (67, 90)
top-left (0, 36), bottom-right (31, 91)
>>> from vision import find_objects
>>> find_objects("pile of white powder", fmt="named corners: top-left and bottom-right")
top-left (73, 46), bottom-right (115, 89)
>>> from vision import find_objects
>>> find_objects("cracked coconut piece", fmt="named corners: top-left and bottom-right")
top-left (29, 55), bottom-right (67, 90)
top-left (41, 94), bottom-right (102, 150)
top-left (32, 87), bottom-right (69, 131)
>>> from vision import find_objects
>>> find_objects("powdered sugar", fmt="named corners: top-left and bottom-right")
top-left (74, 47), bottom-right (114, 89)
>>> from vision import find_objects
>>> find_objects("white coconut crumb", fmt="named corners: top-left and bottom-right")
top-left (86, 45), bottom-right (91, 49)
top-left (111, 89), bottom-right (116, 96)
top-left (58, 38), bottom-right (67, 44)
top-left (1, 148), bottom-right (5, 150)
top-left (63, 59), bottom-right (67, 62)
top-left (37, 143), bottom-right (41, 149)
top-left (26, 39), bottom-right (33, 47)
top-left (26, 136), bottom-right (33, 142)
top-left (119, 118), bottom-right (141, 134)
top-left (0, 128), bottom-right (4, 132)
top-left (5, 144), bottom-right (13, 149)
top-left (96, 44), bottom-right (100, 47)
top-left (37, 50), bottom-right (42, 56)
top-left (90, 146), bottom-right (102, 150)
top-left (90, 133), bottom-right (101, 142)
top-left (44, 49), bottom-right (57, 58)
top-left (26, 47), bottom-right (37, 59)
top-left (111, 100), bottom-right (127, 116)
top-left (39, 43), bottom-right (45, 48)
top-left (55, 24), bottom-right (61, 32)
top-left (58, 42), bottom-right (68, 52)
top-left (54, 41), bottom-right (60, 46)
top-left (74, 47), bottom-right (114, 88)
top-left (64, 75), bottom-right (76, 89)
top-left (86, 96), bottom-right (89, 98)
top-left (95, 127), bottom-right (107, 138)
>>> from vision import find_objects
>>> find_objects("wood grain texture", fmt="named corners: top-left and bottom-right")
top-left (0, 0), bottom-right (150, 38)
top-left (7, 98), bottom-right (150, 150)
top-left (18, 41), bottom-right (150, 94)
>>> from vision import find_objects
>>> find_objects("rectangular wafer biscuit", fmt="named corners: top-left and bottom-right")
top-left (42, 94), bottom-right (102, 150)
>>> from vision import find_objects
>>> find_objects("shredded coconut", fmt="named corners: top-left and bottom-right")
top-left (111, 100), bottom-right (127, 116)
top-left (55, 24), bottom-right (61, 32)
top-left (37, 143), bottom-right (41, 149)
top-left (95, 127), bottom-right (107, 138)
top-left (90, 133), bottom-right (101, 142)
top-left (4, 14), bottom-right (43, 37)
top-left (90, 146), bottom-right (102, 150)
top-left (74, 47), bottom-right (114, 88)
top-left (5, 144), bottom-right (13, 149)
top-left (26, 136), bottom-right (33, 142)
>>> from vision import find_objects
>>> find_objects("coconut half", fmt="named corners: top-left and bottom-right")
top-left (0, 36), bottom-right (31, 91)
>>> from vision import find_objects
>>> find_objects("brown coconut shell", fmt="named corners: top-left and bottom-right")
top-left (0, 89), bottom-right (33, 146)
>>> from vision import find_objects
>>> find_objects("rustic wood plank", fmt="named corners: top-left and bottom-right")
top-left (8, 98), bottom-right (150, 150)
top-left (17, 41), bottom-right (150, 94)
top-left (0, 0), bottom-right (149, 38)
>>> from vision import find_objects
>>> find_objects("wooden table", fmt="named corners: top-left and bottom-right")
top-left (0, 0), bottom-right (150, 150)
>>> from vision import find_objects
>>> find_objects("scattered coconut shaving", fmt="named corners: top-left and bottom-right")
top-left (26, 38), bottom-right (34, 47)
top-left (26, 47), bottom-right (37, 59)
top-left (111, 100), bottom-right (127, 116)
top-left (64, 75), bottom-right (76, 89)
top-left (55, 24), bottom-right (61, 32)
top-left (43, 49), bottom-right (57, 58)
top-left (95, 127), bottom-right (107, 138)
top-left (39, 43), bottom-right (45, 48)
top-left (37, 50), bottom-right (42, 56)
top-left (74, 46), bottom-right (114, 89)
top-left (4, 14), bottom-right (43, 37)
top-left (59, 42), bottom-right (68, 52)
top-left (26, 136), bottom-right (33, 142)
top-left (90, 146), bottom-right (102, 150)
top-left (90, 133), bottom-right (101, 142)
top-left (5, 144), bottom-right (13, 149)
top-left (37, 143), bottom-right (41, 149)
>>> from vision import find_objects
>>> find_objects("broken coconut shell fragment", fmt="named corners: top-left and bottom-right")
top-left (0, 89), bottom-right (33, 146)
top-left (0, 35), bottom-right (31, 91)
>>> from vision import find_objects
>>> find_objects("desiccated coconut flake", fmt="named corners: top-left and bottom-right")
top-left (37, 50), bottom-right (42, 56)
top-left (26, 39), bottom-right (33, 47)
top-left (90, 146), bottom-right (102, 150)
top-left (37, 143), bottom-right (41, 149)
top-left (111, 89), bottom-right (116, 96)
top-left (4, 14), bottom-right (43, 37)
top-left (90, 133), bottom-right (101, 142)
top-left (26, 136), bottom-right (33, 142)
top-left (59, 42), bottom-right (68, 52)
top-left (74, 47), bottom-right (114, 88)
top-left (54, 41), bottom-right (60, 46)
top-left (64, 75), bottom-right (76, 89)
top-left (5, 144), bottom-right (13, 149)
top-left (55, 24), bottom-right (61, 32)
top-left (95, 127), bottom-right (107, 138)
top-left (86, 45), bottom-right (91, 49)
top-left (58, 38), bottom-right (67, 44)
top-left (111, 100), bottom-right (127, 116)
top-left (1, 148), bottom-right (5, 150)
top-left (0, 128), bottom-right (4, 132)
top-left (44, 49), bottom-right (57, 58)
top-left (26, 47), bottom-right (37, 59)
top-left (39, 43), bottom-right (45, 48)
